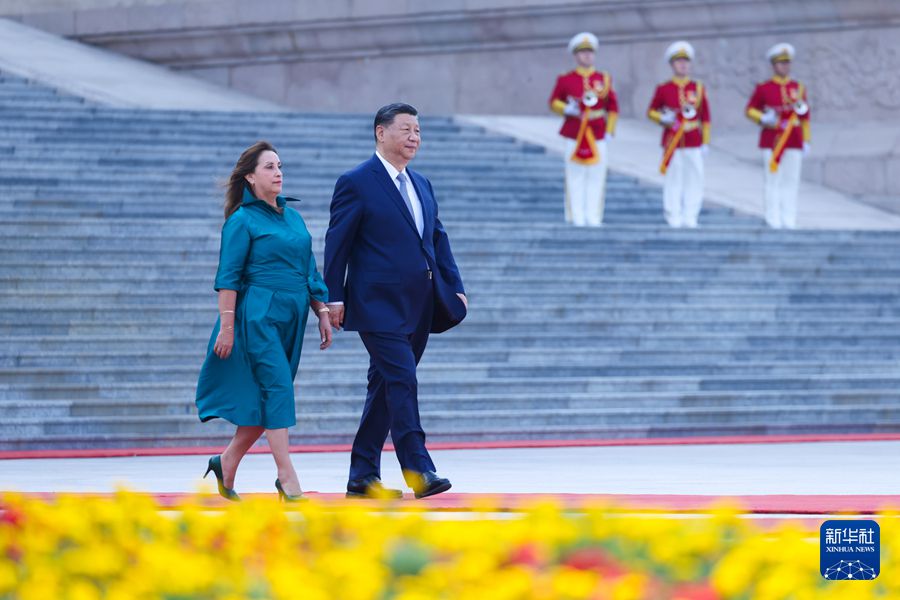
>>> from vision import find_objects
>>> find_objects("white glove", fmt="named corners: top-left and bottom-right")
top-left (803, 142), bottom-right (811, 156)
top-left (701, 144), bottom-right (709, 156)
top-left (659, 110), bottom-right (676, 126)
top-left (563, 98), bottom-right (581, 117)
top-left (759, 109), bottom-right (778, 127)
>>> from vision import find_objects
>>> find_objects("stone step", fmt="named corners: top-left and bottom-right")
top-left (0, 292), bottom-right (895, 311)
top-left (1, 292), bottom-right (896, 309)
top-left (2, 217), bottom-right (887, 238)
top-left (1, 151), bottom-right (562, 169)
top-left (6, 279), bottom-right (900, 296)
top-left (6, 332), bottom-right (900, 353)
top-left (0, 306), bottom-right (895, 327)
top-left (2, 403), bottom-right (898, 442)
top-left (0, 137), bottom-right (533, 156)
top-left (7, 234), bottom-right (890, 252)
top-left (0, 205), bottom-right (680, 221)
top-left (4, 388), bottom-right (897, 420)
top-left (0, 227), bottom-right (890, 249)
top-left (3, 372), bottom-right (899, 401)
top-left (0, 246), bottom-right (880, 264)
top-left (5, 345), bottom-right (900, 368)
top-left (0, 112), bottom-right (457, 129)
top-left (6, 262), bottom-right (898, 279)
top-left (0, 361), bottom-right (896, 385)
top-left (5, 418), bottom-right (896, 450)
top-left (0, 318), bottom-right (894, 337)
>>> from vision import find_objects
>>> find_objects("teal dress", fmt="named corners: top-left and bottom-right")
top-left (195, 187), bottom-right (328, 429)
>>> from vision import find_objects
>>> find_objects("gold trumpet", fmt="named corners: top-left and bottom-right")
top-left (582, 90), bottom-right (599, 108)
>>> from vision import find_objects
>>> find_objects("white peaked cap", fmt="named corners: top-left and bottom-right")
top-left (568, 32), bottom-right (599, 54)
top-left (665, 40), bottom-right (695, 61)
top-left (766, 42), bottom-right (795, 62)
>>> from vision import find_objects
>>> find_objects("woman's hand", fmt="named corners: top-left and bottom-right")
top-left (318, 314), bottom-right (333, 350)
top-left (214, 327), bottom-right (234, 359)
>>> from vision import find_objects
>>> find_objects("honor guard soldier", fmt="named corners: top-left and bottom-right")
top-left (549, 32), bottom-right (619, 227)
top-left (745, 43), bottom-right (810, 229)
top-left (647, 40), bottom-right (710, 228)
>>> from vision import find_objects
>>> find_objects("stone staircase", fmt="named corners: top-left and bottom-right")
top-left (2, 70), bottom-right (899, 450)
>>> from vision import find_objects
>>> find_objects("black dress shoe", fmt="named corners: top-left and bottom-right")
top-left (408, 471), bottom-right (452, 499)
top-left (346, 476), bottom-right (404, 499)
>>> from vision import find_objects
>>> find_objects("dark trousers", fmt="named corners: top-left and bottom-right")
top-left (349, 288), bottom-right (436, 481)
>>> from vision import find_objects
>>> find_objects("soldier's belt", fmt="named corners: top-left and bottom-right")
top-left (679, 120), bottom-right (701, 132)
top-left (586, 108), bottom-right (608, 121)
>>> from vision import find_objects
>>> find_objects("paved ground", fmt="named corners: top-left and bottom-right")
top-left (3, 441), bottom-right (898, 502)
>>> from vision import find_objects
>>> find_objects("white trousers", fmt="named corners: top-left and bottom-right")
top-left (564, 139), bottom-right (608, 227)
top-left (662, 147), bottom-right (704, 228)
top-left (762, 148), bottom-right (802, 229)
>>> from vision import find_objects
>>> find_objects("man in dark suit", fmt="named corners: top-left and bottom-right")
top-left (324, 103), bottom-right (467, 499)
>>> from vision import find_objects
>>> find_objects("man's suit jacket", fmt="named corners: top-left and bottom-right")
top-left (324, 154), bottom-right (465, 334)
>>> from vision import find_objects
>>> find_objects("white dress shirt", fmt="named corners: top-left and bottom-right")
top-left (375, 150), bottom-right (424, 237)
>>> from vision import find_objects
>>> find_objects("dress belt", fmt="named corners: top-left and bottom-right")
top-left (242, 277), bottom-right (309, 293)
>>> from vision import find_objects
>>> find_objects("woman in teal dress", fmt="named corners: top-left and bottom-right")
top-left (195, 141), bottom-right (332, 502)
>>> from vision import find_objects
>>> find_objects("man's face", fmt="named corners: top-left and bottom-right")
top-left (670, 57), bottom-right (691, 78)
top-left (377, 114), bottom-right (421, 162)
top-left (772, 60), bottom-right (791, 78)
top-left (574, 49), bottom-right (595, 68)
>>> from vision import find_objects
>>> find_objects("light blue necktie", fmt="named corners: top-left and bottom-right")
top-left (396, 172), bottom-right (421, 236)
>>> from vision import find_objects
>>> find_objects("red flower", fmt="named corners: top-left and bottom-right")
top-left (562, 548), bottom-right (627, 578)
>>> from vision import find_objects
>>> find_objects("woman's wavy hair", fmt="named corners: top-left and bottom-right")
top-left (224, 141), bottom-right (277, 219)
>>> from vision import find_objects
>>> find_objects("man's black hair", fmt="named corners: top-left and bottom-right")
top-left (374, 103), bottom-right (418, 141)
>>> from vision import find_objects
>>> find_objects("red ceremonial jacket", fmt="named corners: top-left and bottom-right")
top-left (647, 78), bottom-right (711, 148)
top-left (745, 76), bottom-right (811, 150)
top-left (549, 67), bottom-right (619, 141)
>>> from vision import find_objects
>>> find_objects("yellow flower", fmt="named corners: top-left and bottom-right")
top-left (550, 566), bottom-right (598, 599)
top-left (0, 561), bottom-right (17, 594)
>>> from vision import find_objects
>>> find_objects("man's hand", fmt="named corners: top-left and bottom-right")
top-left (659, 110), bottom-right (676, 127)
top-left (328, 304), bottom-right (345, 330)
top-left (759, 109), bottom-right (778, 128)
top-left (563, 98), bottom-right (581, 118)
top-left (456, 293), bottom-right (468, 310)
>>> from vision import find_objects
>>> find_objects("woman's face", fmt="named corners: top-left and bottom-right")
top-left (246, 150), bottom-right (282, 199)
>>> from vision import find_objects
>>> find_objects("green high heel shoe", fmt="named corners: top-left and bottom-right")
top-left (203, 455), bottom-right (240, 502)
top-left (275, 479), bottom-right (306, 503)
